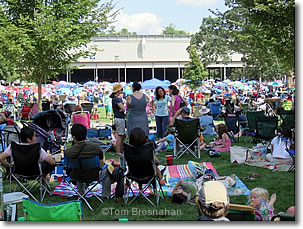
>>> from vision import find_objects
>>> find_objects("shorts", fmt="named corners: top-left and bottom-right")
top-left (114, 118), bottom-right (126, 136)
top-left (105, 105), bottom-right (112, 113)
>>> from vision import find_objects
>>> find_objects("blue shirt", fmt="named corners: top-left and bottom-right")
top-left (199, 115), bottom-right (216, 136)
top-left (153, 96), bottom-right (170, 117)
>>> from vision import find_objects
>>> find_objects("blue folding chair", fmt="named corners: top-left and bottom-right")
top-left (208, 102), bottom-right (222, 120)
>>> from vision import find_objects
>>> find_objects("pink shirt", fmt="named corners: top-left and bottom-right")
top-left (169, 95), bottom-right (181, 119)
top-left (4, 143), bottom-right (48, 161)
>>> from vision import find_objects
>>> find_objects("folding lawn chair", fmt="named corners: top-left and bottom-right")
top-left (271, 213), bottom-right (295, 221)
top-left (63, 103), bottom-right (76, 116)
top-left (224, 113), bottom-right (240, 142)
top-left (64, 155), bottom-right (105, 211)
top-left (9, 141), bottom-right (52, 202)
top-left (280, 110), bottom-right (295, 130)
top-left (281, 137), bottom-right (295, 172)
top-left (208, 102), bottom-right (222, 120)
top-left (226, 204), bottom-right (256, 221)
top-left (72, 111), bottom-right (90, 129)
top-left (255, 116), bottom-right (278, 147)
top-left (173, 119), bottom-right (201, 159)
top-left (20, 198), bottom-right (83, 221)
top-left (123, 142), bottom-right (164, 206)
top-left (243, 110), bottom-right (265, 143)
top-left (81, 102), bottom-right (94, 114)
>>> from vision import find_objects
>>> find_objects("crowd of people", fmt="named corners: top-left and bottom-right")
top-left (0, 78), bottom-right (295, 221)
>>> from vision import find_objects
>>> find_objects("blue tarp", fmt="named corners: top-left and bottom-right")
top-left (141, 78), bottom-right (169, 89)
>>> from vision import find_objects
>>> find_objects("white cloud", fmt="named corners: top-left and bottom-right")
top-left (177, 0), bottom-right (217, 6)
top-left (113, 10), bottom-right (164, 35)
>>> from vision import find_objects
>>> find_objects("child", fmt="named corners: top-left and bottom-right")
top-left (155, 127), bottom-right (175, 152)
top-left (266, 127), bottom-right (293, 163)
top-left (209, 124), bottom-right (231, 152)
top-left (249, 187), bottom-right (276, 221)
top-left (170, 180), bottom-right (198, 204)
top-left (111, 125), bottom-right (118, 150)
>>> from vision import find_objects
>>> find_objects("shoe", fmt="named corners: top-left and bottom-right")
top-left (115, 153), bottom-right (123, 157)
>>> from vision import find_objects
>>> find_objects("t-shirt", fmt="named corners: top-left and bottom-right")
top-left (181, 182), bottom-right (198, 199)
top-left (271, 136), bottom-right (292, 159)
top-left (112, 96), bottom-right (126, 119)
top-left (153, 96), bottom-right (170, 117)
top-left (199, 115), bottom-right (216, 136)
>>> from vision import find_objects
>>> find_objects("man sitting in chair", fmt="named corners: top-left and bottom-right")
top-left (0, 126), bottom-right (56, 178)
top-left (65, 123), bottom-right (106, 195)
top-left (169, 106), bottom-right (195, 126)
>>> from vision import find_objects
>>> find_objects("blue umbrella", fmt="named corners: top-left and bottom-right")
top-left (73, 87), bottom-right (84, 95)
top-left (84, 81), bottom-right (98, 86)
top-left (57, 88), bottom-right (72, 96)
top-left (214, 82), bottom-right (226, 87)
top-left (141, 78), bottom-right (169, 89)
top-left (56, 84), bottom-right (73, 88)
top-left (163, 80), bottom-right (171, 84)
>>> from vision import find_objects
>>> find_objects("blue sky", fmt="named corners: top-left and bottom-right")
top-left (112, 0), bottom-right (228, 34)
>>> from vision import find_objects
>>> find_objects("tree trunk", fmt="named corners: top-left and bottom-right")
top-left (38, 76), bottom-right (42, 112)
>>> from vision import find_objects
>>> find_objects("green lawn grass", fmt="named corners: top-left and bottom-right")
top-left (2, 106), bottom-right (295, 221)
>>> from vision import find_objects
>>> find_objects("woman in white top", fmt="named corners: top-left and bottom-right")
top-left (266, 127), bottom-right (293, 163)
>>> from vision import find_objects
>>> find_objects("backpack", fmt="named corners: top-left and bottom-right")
top-left (112, 167), bottom-right (125, 198)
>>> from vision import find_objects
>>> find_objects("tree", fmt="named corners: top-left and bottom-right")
top-left (191, 0), bottom-right (294, 81)
top-left (183, 45), bottom-right (208, 90)
top-left (0, 0), bottom-right (116, 110)
top-left (162, 23), bottom-right (190, 35)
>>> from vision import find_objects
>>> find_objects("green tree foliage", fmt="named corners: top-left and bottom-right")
top-left (162, 23), bottom-right (190, 35)
top-left (191, 0), bottom-right (294, 80)
top-left (183, 45), bottom-right (208, 90)
top-left (0, 0), bottom-right (116, 110)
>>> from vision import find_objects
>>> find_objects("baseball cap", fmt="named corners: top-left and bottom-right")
top-left (198, 181), bottom-right (229, 207)
top-left (181, 106), bottom-right (190, 114)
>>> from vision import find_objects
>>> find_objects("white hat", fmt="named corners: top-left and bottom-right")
top-left (199, 106), bottom-right (211, 115)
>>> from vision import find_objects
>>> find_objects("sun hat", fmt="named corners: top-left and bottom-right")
top-left (199, 106), bottom-right (210, 115)
top-left (110, 84), bottom-right (123, 96)
top-left (198, 181), bottom-right (229, 207)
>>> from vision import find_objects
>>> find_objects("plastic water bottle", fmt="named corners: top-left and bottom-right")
top-left (260, 199), bottom-right (270, 221)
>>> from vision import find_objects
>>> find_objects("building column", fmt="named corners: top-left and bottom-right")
top-left (124, 63), bottom-right (127, 83)
top-left (66, 70), bottom-right (69, 82)
top-left (223, 66), bottom-right (226, 80)
top-left (118, 68), bottom-right (120, 82)
top-left (178, 63), bottom-right (181, 79)
top-left (164, 67), bottom-right (166, 80)
top-left (152, 63), bottom-right (154, 79)
top-left (95, 63), bottom-right (98, 82)
top-left (141, 68), bottom-right (144, 82)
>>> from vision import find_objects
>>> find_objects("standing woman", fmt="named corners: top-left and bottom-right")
top-left (151, 86), bottom-right (170, 139)
top-left (168, 85), bottom-right (181, 124)
top-left (110, 84), bottom-right (126, 156)
top-left (126, 82), bottom-right (149, 137)
top-left (103, 90), bottom-right (112, 119)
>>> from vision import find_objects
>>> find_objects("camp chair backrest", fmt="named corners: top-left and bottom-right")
top-left (123, 142), bottom-right (155, 181)
top-left (227, 204), bottom-right (256, 221)
top-left (256, 116), bottom-right (278, 140)
top-left (72, 111), bottom-right (90, 129)
top-left (175, 119), bottom-right (200, 144)
top-left (246, 110), bottom-right (265, 130)
top-left (11, 141), bottom-right (41, 177)
top-left (208, 102), bottom-right (221, 115)
top-left (224, 114), bottom-right (239, 133)
top-left (280, 110), bottom-right (295, 129)
top-left (22, 198), bottom-right (83, 221)
top-left (63, 103), bottom-right (76, 115)
top-left (81, 103), bottom-right (94, 113)
top-left (64, 155), bottom-right (100, 170)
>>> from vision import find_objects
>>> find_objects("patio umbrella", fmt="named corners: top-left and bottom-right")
top-left (84, 81), bottom-right (98, 86)
top-left (141, 78), bottom-right (169, 89)
top-left (56, 84), bottom-right (74, 89)
top-left (56, 88), bottom-right (73, 96)
top-left (232, 81), bottom-right (244, 87)
top-left (73, 87), bottom-right (84, 95)
top-left (214, 82), bottom-right (226, 87)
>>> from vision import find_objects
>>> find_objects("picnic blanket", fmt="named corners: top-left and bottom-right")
top-left (51, 181), bottom-right (151, 198)
top-left (245, 154), bottom-right (292, 171)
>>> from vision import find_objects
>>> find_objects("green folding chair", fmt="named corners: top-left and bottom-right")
top-left (20, 198), bottom-right (83, 221)
top-left (243, 110), bottom-right (265, 144)
top-left (255, 116), bottom-right (278, 146)
top-left (227, 204), bottom-right (256, 221)
top-left (280, 110), bottom-right (295, 129)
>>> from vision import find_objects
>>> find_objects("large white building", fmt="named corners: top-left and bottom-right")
top-left (64, 35), bottom-right (244, 83)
